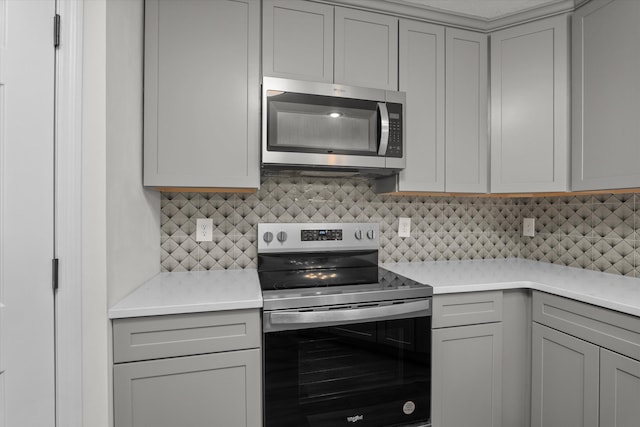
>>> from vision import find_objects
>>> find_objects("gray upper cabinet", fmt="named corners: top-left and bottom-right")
top-left (396, 19), bottom-right (445, 192)
top-left (262, 0), bottom-right (333, 82)
top-left (394, 22), bottom-right (487, 193)
top-left (263, 0), bottom-right (398, 91)
top-left (334, 7), bottom-right (398, 90)
top-left (531, 323), bottom-right (599, 427)
top-left (445, 28), bottom-right (488, 193)
top-left (143, 0), bottom-right (260, 190)
top-left (572, 0), bottom-right (640, 191)
top-left (490, 15), bottom-right (570, 193)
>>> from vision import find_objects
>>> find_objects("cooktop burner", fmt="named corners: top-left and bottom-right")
top-left (259, 266), bottom-right (421, 291)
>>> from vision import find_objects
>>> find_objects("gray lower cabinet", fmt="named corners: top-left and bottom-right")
top-left (600, 349), bottom-right (640, 427)
top-left (143, 0), bottom-right (260, 190)
top-left (571, 0), bottom-right (640, 191)
top-left (531, 323), bottom-right (599, 427)
top-left (113, 310), bottom-right (262, 427)
top-left (532, 291), bottom-right (640, 427)
top-left (501, 290), bottom-right (532, 427)
top-left (432, 323), bottom-right (503, 427)
top-left (113, 349), bottom-right (261, 427)
top-left (432, 292), bottom-right (503, 427)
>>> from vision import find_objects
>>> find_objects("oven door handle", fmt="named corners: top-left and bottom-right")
top-left (268, 300), bottom-right (430, 328)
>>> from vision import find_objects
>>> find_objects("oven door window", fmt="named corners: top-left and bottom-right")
top-left (266, 92), bottom-right (379, 156)
top-left (264, 317), bottom-right (431, 427)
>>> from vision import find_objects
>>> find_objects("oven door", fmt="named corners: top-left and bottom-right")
top-left (263, 300), bottom-right (431, 427)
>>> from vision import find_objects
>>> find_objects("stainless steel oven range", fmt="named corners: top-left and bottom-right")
top-left (258, 223), bottom-right (432, 427)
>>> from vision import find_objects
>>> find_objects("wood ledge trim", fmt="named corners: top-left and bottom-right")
top-left (150, 187), bottom-right (640, 198)
top-left (151, 187), bottom-right (257, 194)
top-left (382, 188), bottom-right (640, 198)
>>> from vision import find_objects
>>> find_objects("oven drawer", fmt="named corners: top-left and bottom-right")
top-left (113, 309), bottom-right (261, 363)
top-left (432, 291), bottom-right (503, 328)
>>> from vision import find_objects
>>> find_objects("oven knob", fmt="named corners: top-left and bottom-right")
top-left (263, 231), bottom-right (273, 243)
top-left (366, 229), bottom-right (375, 240)
top-left (277, 231), bottom-right (288, 243)
top-left (354, 229), bottom-right (363, 240)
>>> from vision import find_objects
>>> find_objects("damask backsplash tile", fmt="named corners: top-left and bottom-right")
top-left (161, 176), bottom-right (518, 271)
top-left (160, 177), bottom-right (639, 278)
top-left (520, 193), bottom-right (638, 277)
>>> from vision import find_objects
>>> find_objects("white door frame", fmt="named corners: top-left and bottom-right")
top-left (55, 0), bottom-right (84, 425)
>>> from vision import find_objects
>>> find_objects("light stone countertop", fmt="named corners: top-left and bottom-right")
top-left (109, 259), bottom-right (640, 319)
top-left (108, 269), bottom-right (262, 319)
top-left (383, 258), bottom-right (640, 317)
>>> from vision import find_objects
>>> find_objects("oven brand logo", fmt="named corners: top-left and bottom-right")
top-left (347, 414), bottom-right (364, 423)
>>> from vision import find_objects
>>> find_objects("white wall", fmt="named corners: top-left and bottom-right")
top-left (106, 0), bottom-right (160, 307)
top-left (81, 1), bottom-right (160, 426)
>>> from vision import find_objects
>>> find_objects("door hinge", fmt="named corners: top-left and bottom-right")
top-left (54, 14), bottom-right (61, 48)
top-left (52, 258), bottom-right (59, 291)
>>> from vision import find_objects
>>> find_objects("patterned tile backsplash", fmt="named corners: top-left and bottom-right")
top-left (520, 194), bottom-right (639, 277)
top-left (161, 176), bottom-right (639, 278)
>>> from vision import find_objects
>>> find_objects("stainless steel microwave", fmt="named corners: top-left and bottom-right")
top-left (261, 77), bottom-right (406, 176)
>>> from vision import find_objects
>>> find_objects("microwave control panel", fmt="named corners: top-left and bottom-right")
top-left (386, 102), bottom-right (403, 158)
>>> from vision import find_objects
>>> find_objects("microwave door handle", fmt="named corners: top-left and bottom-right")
top-left (377, 102), bottom-right (390, 156)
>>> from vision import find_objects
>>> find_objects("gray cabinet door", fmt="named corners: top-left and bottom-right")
top-left (144, 0), bottom-right (260, 189)
top-left (600, 349), bottom-right (640, 427)
top-left (263, 0), bottom-right (333, 82)
top-left (445, 28), bottom-right (488, 193)
top-left (531, 323), bottom-right (599, 427)
top-left (334, 7), bottom-right (398, 90)
top-left (432, 323), bottom-right (503, 427)
top-left (114, 349), bottom-right (262, 427)
top-left (572, 0), bottom-right (640, 191)
top-left (490, 15), bottom-right (569, 193)
top-left (397, 19), bottom-right (445, 191)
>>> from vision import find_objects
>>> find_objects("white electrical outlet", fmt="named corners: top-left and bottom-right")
top-left (523, 218), bottom-right (535, 237)
top-left (398, 217), bottom-right (411, 238)
top-left (196, 218), bottom-right (213, 242)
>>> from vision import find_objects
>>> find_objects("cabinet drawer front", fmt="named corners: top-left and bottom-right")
top-left (433, 291), bottom-right (503, 328)
top-left (113, 310), bottom-right (261, 363)
top-left (533, 291), bottom-right (640, 360)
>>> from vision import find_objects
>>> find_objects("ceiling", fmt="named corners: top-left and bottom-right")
top-left (392, 0), bottom-right (566, 20)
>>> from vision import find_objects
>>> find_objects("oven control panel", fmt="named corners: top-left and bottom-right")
top-left (301, 229), bottom-right (343, 241)
top-left (258, 222), bottom-right (378, 253)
